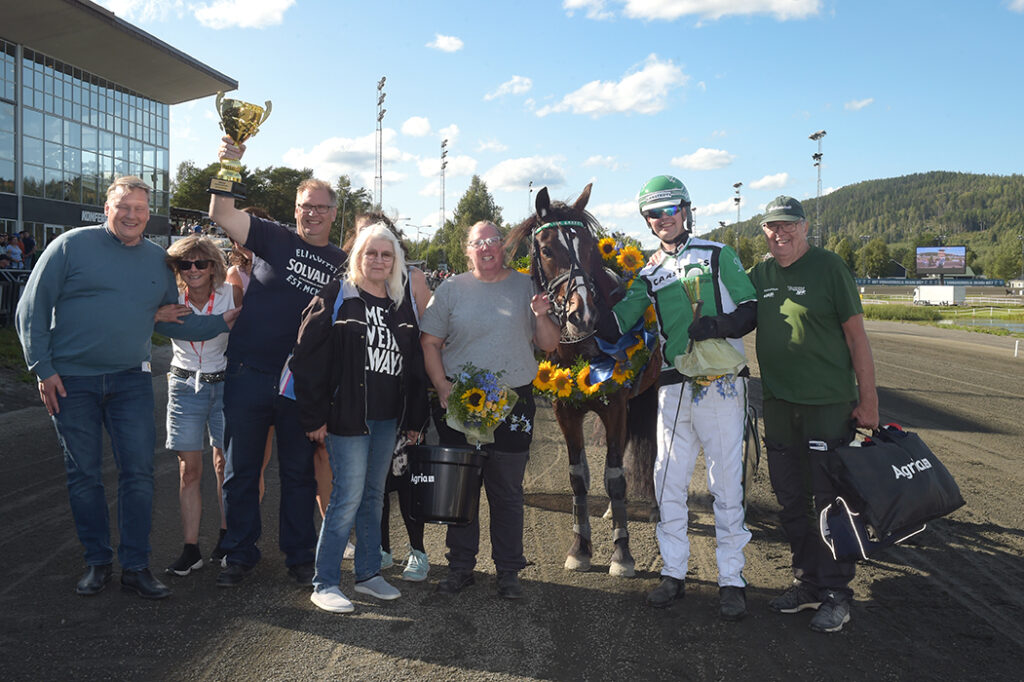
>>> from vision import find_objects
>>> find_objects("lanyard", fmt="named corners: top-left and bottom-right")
top-left (184, 289), bottom-right (215, 370)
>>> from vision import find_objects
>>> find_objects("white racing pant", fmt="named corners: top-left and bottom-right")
top-left (654, 378), bottom-right (750, 587)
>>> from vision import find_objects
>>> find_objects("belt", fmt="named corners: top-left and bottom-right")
top-left (170, 365), bottom-right (225, 384)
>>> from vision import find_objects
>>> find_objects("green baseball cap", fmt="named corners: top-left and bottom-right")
top-left (760, 196), bottom-right (806, 225)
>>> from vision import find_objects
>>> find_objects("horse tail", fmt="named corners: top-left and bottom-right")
top-left (624, 380), bottom-right (658, 503)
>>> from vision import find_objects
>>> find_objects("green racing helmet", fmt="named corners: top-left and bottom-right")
top-left (637, 175), bottom-right (693, 240)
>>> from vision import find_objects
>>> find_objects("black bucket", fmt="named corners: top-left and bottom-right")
top-left (408, 445), bottom-right (484, 525)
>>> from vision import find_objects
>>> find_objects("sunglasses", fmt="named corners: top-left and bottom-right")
top-left (643, 206), bottom-right (683, 220)
top-left (176, 259), bottom-right (213, 271)
top-left (468, 236), bottom-right (502, 249)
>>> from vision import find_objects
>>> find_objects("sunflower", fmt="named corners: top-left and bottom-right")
top-left (617, 245), bottom-right (644, 273)
top-left (611, 361), bottom-right (631, 384)
top-left (625, 341), bottom-right (645, 359)
top-left (598, 237), bottom-right (617, 261)
top-left (552, 368), bottom-right (574, 398)
top-left (517, 266), bottom-right (530, 275)
top-left (575, 365), bottom-right (603, 396)
top-left (643, 304), bottom-right (657, 326)
top-left (463, 387), bottom-right (486, 412)
top-left (533, 361), bottom-right (556, 391)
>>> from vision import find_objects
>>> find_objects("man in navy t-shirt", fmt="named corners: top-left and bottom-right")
top-left (210, 136), bottom-right (345, 587)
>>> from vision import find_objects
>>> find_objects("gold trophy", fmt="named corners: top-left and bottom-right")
top-left (208, 91), bottom-right (272, 199)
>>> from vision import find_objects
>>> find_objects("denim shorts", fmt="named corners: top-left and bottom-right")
top-left (165, 372), bottom-right (225, 451)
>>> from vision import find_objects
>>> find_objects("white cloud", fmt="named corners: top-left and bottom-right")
top-left (282, 129), bottom-right (411, 188)
top-left (419, 182), bottom-right (440, 198)
top-left (476, 139), bottom-right (508, 153)
top-left (590, 200), bottom-right (638, 220)
top-left (418, 154), bottom-right (477, 178)
top-left (484, 76), bottom-right (533, 101)
top-left (439, 124), bottom-right (460, 145)
top-left (697, 198), bottom-right (738, 218)
top-left (427, 34), bottom-right (464, 52)
top-left (622, 0), bottom-right (821, 22)
top-left (697, 81), bottom-right (706, 91)
top-left (563, 0), bottom-right (615, 20)
top-left (582, 155), bottom-right (621, 171)
top-left (1010, 0), bottom-right (1024, 12)
top-left (671, 147), bottom-right (735, 170)
top-left (536, 54), bottom-right (688, 118)
top-left (483, 156), bottom-right (567, 192)
top-left (401, 117), bottom-right (432, 137)
top-left (711, 129), bottom-right (726, 138)
top-left (750, 172), bottom-right (789, 190)
top-left (192, 0), bottom-right (294, 29)
top-left (94, 0), bottom-right (183, 21)
top-left (845, 97), bottom-right (874, 111)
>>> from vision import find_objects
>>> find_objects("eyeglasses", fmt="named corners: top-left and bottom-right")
top-left (762, 221), bottom-right (802, 233)
top-left (363, 250), bottom-right (395, 262)
top-left (176, 259), bottom-right (213, 271)
top-left (296, 203), bottom-right (335, 214)
top-left (468, 236), bottom-right (502, 249)
top-left (642, 206), bottom-right (683, 220)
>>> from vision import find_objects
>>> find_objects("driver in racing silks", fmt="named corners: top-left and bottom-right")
top-left (611, 175), bottom-right (757, 621)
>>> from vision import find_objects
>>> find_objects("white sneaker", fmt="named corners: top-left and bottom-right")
top-left (343, 541), bottom-right (356, 560)
top-left (310, 586), bottom-right (354, 613)
top-left (380, 548), bottom-right (393, 569)
top-left (354, 575), bottom-right (401, 600)
top-left (401, 549), bottom-right (429, 582)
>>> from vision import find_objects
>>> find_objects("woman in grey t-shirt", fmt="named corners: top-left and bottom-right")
top-left (420, 220), bottom-right (560, 599)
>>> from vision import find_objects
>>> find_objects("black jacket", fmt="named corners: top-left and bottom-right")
top-left (290, 278), bottom-right (428, 436)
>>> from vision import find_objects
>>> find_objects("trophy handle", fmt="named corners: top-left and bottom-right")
top-left (261, 101), bottom-right (273, 125)
top-left (215, 91), bottom-right (225, 113)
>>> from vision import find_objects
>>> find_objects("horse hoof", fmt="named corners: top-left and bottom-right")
top-left (565, 555), bottom-right (591, 572)
top-left (602, 503), bottom-right (613, 520)
top-left (609, 560), bottom-right (635, 578)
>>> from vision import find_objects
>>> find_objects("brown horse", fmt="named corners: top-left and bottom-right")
top-left (507, 184), bottom-right (660, 577)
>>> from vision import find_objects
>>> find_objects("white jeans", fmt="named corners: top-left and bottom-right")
top-left (654, 378), bottom-right (750, 587)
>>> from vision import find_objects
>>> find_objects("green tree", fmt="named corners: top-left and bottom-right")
top-left (989, 237), bottom-right (1023, 281)
top-left (437, 176), bottom-right (504, 272)
top-left (331, 176), bottom-right (373, 246)
top-left (170, 161), bottom-right (222, 210)
top-left (857, 237), bottom-right (890, 277)
top-left (834, 236), bottom-right (857, 272)
top-left (246, 165), bottom-right (314, 221)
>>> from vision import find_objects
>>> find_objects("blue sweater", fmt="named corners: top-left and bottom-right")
top-left (16, 225), bottom-right (228, 379)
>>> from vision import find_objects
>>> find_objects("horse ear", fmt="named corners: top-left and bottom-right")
top-left (573, 183), bottom-right (593, 212)
top-left (535, 187), bottom-right (551, 218)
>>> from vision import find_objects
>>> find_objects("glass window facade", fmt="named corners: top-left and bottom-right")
top-left (2, 40), bottom-right (170, 215)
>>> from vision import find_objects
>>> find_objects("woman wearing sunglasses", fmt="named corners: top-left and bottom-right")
top-left (162, 236), bottom-right (233, 577)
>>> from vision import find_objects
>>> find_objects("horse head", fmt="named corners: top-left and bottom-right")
top-left (508, 184), bottom-right (612, 344)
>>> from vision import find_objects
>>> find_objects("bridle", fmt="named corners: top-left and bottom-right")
top-left (532, 220), bottom-right (599, 344)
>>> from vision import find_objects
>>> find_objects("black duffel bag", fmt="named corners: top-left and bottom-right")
top-left (821, 424), bottom-right (965, 546)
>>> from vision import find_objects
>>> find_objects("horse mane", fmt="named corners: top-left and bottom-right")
top-left (506, 193), bottom-right (606, 287)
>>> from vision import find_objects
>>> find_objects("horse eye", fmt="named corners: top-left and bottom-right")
top-left (541, 247), bottom-right (553, 258)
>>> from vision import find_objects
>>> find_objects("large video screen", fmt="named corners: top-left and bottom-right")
top-left (916, 245), bottom-right (966, 276)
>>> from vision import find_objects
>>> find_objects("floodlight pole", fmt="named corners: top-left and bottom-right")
top-left (733, 182), bottom-right (742, 223)
top-left (375, 77), bottom-right (386, 210)
top-left (810, 130), bottom-right (826, 247)
top-left (440, 138), bottom-right (448, 230)
top-left (1018, 233), bottom-right (1024, 280)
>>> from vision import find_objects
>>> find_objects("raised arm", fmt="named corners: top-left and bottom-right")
top-left (207, 136), bottom-right (251, 245)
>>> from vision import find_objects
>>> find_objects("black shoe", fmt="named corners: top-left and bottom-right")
top-left (216, 563), bottom-right (252, 588)
top-left (646, 576), bottom-right (685, 608)
top-left (435, 570), bottom-right (475, 594)
top-left (210, 529), bottom-right (228, 568)
top-left (719, 586), bottom-right (747, 621)
top-left (287, 562), bottom-right (315, 587)
top-left (121, 568), bottom-right (172, 600)
top-left (496, 572), bottom-right (524, 600)
top-left (75, 564), bottom-right (112, 596)
top-left (165, 543), bottom-right (204, 576)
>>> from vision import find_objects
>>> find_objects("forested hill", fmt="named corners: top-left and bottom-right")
top-left (704, 171), bottom-right (1024, 279)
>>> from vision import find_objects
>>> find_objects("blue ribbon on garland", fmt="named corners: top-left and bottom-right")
top-left (588, 318), bottom-right (657, 384)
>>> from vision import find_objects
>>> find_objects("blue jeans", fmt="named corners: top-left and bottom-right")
top-left (222, 362), bottom-right (316, 567)
top-left (313, 419), bottom-right (397, 590)
top-left (52, 369), bottom-right (156, 570)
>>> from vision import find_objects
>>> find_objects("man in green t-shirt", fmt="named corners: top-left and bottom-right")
top-left (748, 195), bottom-right (878, 634)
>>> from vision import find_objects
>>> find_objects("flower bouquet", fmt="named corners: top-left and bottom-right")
top-left (446, 364), bottom-right (519, 446)
top-left (674, 276), bottom-right (746, 402)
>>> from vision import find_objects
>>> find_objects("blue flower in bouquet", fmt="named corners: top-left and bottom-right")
top-left (446, 363), bottom-right (519, 446)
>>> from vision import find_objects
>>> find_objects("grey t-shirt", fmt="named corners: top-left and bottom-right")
top-left (419, 270), bottom-right (538, 388)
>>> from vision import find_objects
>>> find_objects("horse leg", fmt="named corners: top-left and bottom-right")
top-left (600, 401), bottom-right (635, 578)
top-left (556, 404), bottom-right (592, 572)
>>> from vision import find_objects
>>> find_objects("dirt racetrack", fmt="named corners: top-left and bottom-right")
top-left (0, 320), bottom-right (1022, 681)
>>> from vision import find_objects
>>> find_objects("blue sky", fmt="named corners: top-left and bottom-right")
top-left (97, 0), bottom-right (1024, 248)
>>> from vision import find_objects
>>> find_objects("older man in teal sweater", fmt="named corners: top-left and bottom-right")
top-left (16, 176), bottom-right (237, 600)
